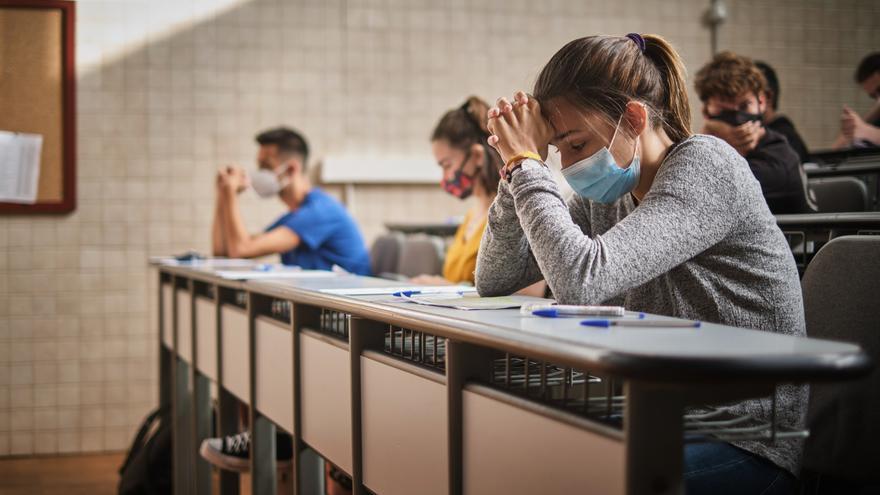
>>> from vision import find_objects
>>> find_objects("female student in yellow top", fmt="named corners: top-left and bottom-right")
top-left (408, 97), bottom-right (500, 285)
top-left (411, 97), bottom-right (544, 296)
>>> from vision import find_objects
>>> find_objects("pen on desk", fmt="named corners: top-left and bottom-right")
top-left (393, 289), bottom-right (469, 298)
top-left (393, 290), bottom-right (421, 297)
top-left (530, 305), bottom-right (628, 318)
top-left (580, 319), bottom-right (702, 328)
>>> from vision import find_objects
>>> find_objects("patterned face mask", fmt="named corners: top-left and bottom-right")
top-left (441, 152), bottom-right (475, 200)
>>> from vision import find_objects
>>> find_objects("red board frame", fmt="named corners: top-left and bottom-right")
top-left (0, 0), bottom-right (76, 214)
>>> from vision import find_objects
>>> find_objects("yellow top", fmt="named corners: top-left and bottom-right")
top-left (442, 212), bottom-right (487, 284)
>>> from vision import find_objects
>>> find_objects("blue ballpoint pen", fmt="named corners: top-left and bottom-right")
top-left (393, 290), bottom-right (421, 297)
top-left (533, 308), bottom-right (643, 318)
top-left (581, 319), bottom-right (701, 328)
top-left (530, 305), bottom-right (628, 318)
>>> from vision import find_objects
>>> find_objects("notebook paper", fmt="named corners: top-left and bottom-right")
top-left (216, 269), bottom-right (339, 280)
top-left (399, 293), bottom-right (552, 311)
top-left (320, 285), bottom-right (476, 296)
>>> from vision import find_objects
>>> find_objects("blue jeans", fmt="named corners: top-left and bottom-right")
top-left (684, 442), bottom-right (795, 495)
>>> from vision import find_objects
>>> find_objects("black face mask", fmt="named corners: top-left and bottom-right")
top-left (708, 109), bottom-right (763, 127)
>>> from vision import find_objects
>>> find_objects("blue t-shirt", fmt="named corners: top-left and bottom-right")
top-left (266, 188), bottom-right (371, 275)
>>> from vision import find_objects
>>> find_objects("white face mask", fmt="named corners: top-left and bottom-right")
top-left (251, 164), bottom-right (290, 198)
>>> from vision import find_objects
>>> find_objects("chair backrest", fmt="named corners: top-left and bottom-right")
top-left (808, 177), bottom-right (870, 212)
top-left (369, 232), bottom-right (404, 278)
top-left (801, 235), bottom-right (880, 480)
top-left (396, 235), bottom-right (446, 278)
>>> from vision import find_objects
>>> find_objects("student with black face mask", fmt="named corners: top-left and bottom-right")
top-left (695, 52), bottom-right (815, 214)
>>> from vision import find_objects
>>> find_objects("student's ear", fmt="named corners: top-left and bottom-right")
top-left (756, 93), bottom-right (767, 114)
top-left (468, 143), bottom-right (485, 169)
top-left (624, 101), bottom-right (649, 136)
top-left (285, 159), bottom-right (301, 177)
top-left (762, 91), bottom-right (774, 111)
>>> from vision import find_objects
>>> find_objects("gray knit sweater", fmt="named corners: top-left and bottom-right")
top-left (476, 134), bottom-right (807, 475)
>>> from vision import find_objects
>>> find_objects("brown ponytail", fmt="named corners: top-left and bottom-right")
top-left (431, 96), bottom-right (503, 195)
top-left (642, 35), bottom-right (691, 143)
top-left (534, 34), bottom-right (692, 144)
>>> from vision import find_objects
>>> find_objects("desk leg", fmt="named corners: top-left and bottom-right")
top-left (159, 345), bottom-right (172, 404)
top-left (217, 388), bottom-right (241, 495)
top-left (291, 304), bottom-right (322, 495)
top-left (446, 340), bottom-right (499, 495)
top-left (193, 370), bottom-right (212, 495)
top-left (174, 357), bottom-right (194, 494)
top-left (251, 413), bottom-right (277, 495)
top-left (158, 274), bottom-right (172, 409)
top-left (624, 382), bottom-right (684, 495)
top-left (349, 318), bottom-right (386, 495)
top-left (299, 447), bottom-right (324, 494)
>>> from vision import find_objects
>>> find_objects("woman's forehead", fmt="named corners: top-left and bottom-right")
top-left (544, 101), bottom-right (607, 139)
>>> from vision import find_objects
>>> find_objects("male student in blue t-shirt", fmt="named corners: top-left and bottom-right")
top-left (212, 127), bottom-right (371, 275)
top-left (204, 127), bottom-right (368, 490)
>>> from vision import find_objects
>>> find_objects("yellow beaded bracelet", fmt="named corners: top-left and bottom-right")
top-left (502, 151), bottom-right (544, 182)
top-left (505, 151), bottom-right (542, 168)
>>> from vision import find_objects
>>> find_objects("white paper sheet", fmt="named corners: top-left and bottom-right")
top-left (149, 257), bottom-right (257, 268)
top-left (0, 131), bottom-right (43, 204)
top-left (320, 285), bottom-right (477, 296)
top-left (216, 269), bottom-right (339, 280)
top-left (399, 293), bottom-right (552, 310)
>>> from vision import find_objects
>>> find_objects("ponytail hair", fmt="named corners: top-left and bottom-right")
top-left (642, 35), bottom-right (691, 143)
top-left (534, 34), bottom-right (692, 144)
top-left (431, 96), bottom-right (503, 195)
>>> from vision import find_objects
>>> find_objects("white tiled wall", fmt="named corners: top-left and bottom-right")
top-left (0, 0), bottom-right (877, 456)
top-left (717, 0), bottom-right (880, 149)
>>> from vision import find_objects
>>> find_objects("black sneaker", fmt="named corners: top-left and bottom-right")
top-left (199, 430), bottom-right (293, 472)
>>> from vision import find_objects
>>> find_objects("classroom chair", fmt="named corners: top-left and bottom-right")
top-left (370, 232), bottom-right (405, 279)
top-left (800, 235), bottom-right (880, 493)
top-left (395, 234), bottom-right (446, 278)
top-left (808, 177), bottom-right (870, 212)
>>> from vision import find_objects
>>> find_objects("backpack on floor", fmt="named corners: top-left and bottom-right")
top-left (118, 407), bottom-right (172, 495)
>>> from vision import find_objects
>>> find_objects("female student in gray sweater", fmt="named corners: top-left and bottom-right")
top-left (476, 33), bottom-right (805, 495)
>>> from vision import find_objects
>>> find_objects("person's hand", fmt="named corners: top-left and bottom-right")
top-left (486, 91), bottom-right (553, 171)
top-left (729, 121), bottom-right (764, 156)
top-left (216, 165), bottom-right (250, 194)
top-left (841, 106), bottom-right (868, 143)
top-left (702, 120), bottom-right (763, 156)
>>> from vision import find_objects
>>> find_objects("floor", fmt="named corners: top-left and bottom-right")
top-left (0, 453), bottom-right (125, 495)
top-left (0, 453), bottom-right (300, 495)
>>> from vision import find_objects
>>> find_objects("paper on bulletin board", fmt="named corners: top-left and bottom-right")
top-left (0, 131), bottom-right (43, 204)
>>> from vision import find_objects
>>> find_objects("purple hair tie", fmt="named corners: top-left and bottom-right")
top-left (626, 33), bottom-right (646, 52)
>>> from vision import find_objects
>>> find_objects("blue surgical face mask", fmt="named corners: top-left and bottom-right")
top-left (561, 117), bottom-right (640, 203)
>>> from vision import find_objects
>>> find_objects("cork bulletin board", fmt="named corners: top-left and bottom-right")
top-left (0, 0), bottom-right (75, 213)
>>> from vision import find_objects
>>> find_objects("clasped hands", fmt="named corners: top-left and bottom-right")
top-left (701, 119), bottom-right (765, 157)
top-left (486, 91), bottom-right (554, 176)
top-left (216, 165), bottom-right (250, 195)
top-left (840, 105), bottom-right (870, 144)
